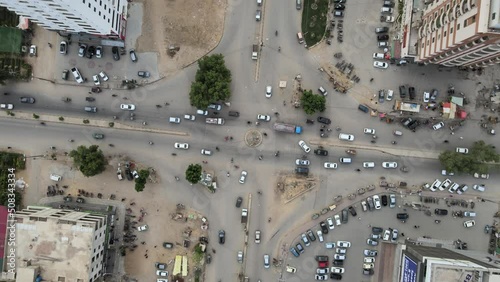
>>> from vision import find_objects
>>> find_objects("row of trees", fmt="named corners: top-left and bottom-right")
top-left (439, 141), bottom-right (499, 174)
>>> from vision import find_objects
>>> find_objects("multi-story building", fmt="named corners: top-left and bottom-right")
top-left (0, 0), bottom-right (127, 38)
top-left (400, 0), bottom-right (500, 68)
top-left (13, 206), bottom-right (108, 282)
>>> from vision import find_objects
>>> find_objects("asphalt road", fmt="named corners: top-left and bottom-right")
top-left (1, 0), bottom-right (499, 280)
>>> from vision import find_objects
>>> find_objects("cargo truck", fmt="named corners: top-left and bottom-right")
top-left (273, 123), bottom-right (302, 134)
top-left (241, 208), bottom-right (248, 224)
top-left (205, 118), bottom-right (225, 125)
top-left (252, 44), bottom-right (259, 60)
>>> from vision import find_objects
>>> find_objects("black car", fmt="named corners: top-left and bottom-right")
top-left (397, 213), bottom-right (409, 220)
top-left (333, 0), bottom-right (346, 3)
top-left (112, 46), bottom-right (120, 61)
top-left (348, 206), bottom-right (357, 216)
top-left (76, 197), bottom-right (85, 203)
top-left (63, 196), bottom-right (72, 202)
top-left (295, 166), bottom-right (309, 175)
top-left (378, 90), bottom-right (385, 103)
top-left (372, 226), bottom-right (383, 234)
top-left (306, 229), bottom-right (317, 241)
top-left (228, 111), bottom-right (240, 117)
top-left (375, 26), bottom-right (389, 33)
top-left (409, 86), bottom-right (416, 100)
top-left (218, 230), bottom-right (225, 244)
top-left (333, 259), bottom-right (344, 266)
top-left (334, 4), bottom-right (345, 10)
top-left (383, 0), bottom-right (395, 7)
top-left (235, 196), bottom-right (243, 208)
top-left (19, 97), bottom-right (35, 104)
top-left (86, 46), bottom-right (96, 59)
top-left (86, 97), bottom-right (95, 102)
top-left (125, 169), bottom-right (134, 181)
top-left (341, 209), bottom-right (348, 223)
top-left (317, 116), bottom-right (331, 124)
top-left (358, 104), bottom-right (369, 113)
top-left (138, 71), bottom-right (150, 78)
top-left (401, 117), bottom-right (413, 127)
top-left (381, 195), bottom-right (388, 206)
top-left (377, 34), bottom-right (389, 41)
top-left (363, 269), bottom-right (374, 275)
top-left (330, 273), bottom-right (342, 280)
top-left (408, 120), bottom-right (421, 130)
top-left (399, 85), bottom-right (407, 98)
top-left (434, 208), bottom-right (448, 216)
top-left (319, 221), bottom-right (329, 234)
top-left (314, 149), bottom-right (329, 156)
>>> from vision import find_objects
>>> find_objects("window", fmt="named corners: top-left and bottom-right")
top-left (463, 19), bottom-right (467, 27)
top-left (450, 27), bottom-right (453, 33)
top-left (432, 37), bottom-right (435, 43)
top-left (444, 31), bottom-right (447, 36)
top-left (471, 15), bottom-right (476, 23)
top-left (457, 23), bottom-right (460, 30)
top-left (493, 13), bottom-right (496, 20)
top-left (427, 40), bottom-right (430, 46)
top-left (438, 35), bottom-right (440, 40)
top-left (446, 4), bottom-right (450, 10)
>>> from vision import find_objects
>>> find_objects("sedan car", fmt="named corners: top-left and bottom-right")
top-left (0, 104), bottom-right (13, 110)
top-left (334, 4), bottom-right (345, 9)
top-left (432, 121), bottom-right (445, 130)
top-left (306, 229), bottom-right (316, 241)
top-left (92, 133), bottom-right (105, 139)
top-left (315, 274), bottom-right (328, 280)
top-left (391, 229), bottom-right (399, 241)
top-left (95, 46), bottom-right (102, 58)
top-left (364, 257), bottom-right (375, 263)
top-left (314, 149), bottom-right (328, 156)
top-left (366, 239), bottom-right (378, 246)
top-left (264, 254), bottom-right (270, 269)
top-left (464, 220), bottom-right (475, 228)
top-left (331, 267), bottom-right (345, 273)
top-left (320, 221), bottom-right (329, 234)
top-left (29, 44), bottom-right (37, 57)
top-left (383, 229), bottom-right (391, 240)
top-left (382, 162), bottom-right (398, 168)
top-left (235, 196), bottom-right (243, 207)
top-left (156, 270), bottom-right (168, 277)
top-left (239, 170), bottom-right (248, 184)
top-left (456, 147), bottom-right (469, 154)
top-left (334, 254), bottom-right (346, 260)
top-left (316, 230), bottom-right (324, 242)
top-left (99, 71), bottom-right (109, 81)
top-left (265, 86), bottom-right (272, 98)
top-left (364, 128), bottom-right (376, 135)
top-left (324, 162), bottom-right (338, 169)
top-left (138, 71), bottom-right (150, 78)
top-left (423, 91), bottom-right (430, 102)
top-left (137, 224), bottom-right (149, 231)
top-left (255, 9), bottom-right (262, 21)
top-left (120, 104), bottom-right (136, 111)
top-left (59, 41), bottom-right (67, 54)
top-left (295, 159), bottom-right (310, 166)
top-left (363, 162), bottom-right (375, 168)
top-left (336, 241), bottom-right (351, 248)
top-left (373, 195), bottom-right (381, 209)
top-left (20, 97), bottom-right (35, 104)
top-left (112, 46), bottom-right (120, 60)
top-left (92, 74), bottom-right (100, 85)
top-left (301, 233), bottom-right (311, 246)
top-left (255, 230), bottom-right (261, 243)
top-left (373, 61), bottom-right (389, 69)
top-left (327, 217), bottom-right (335, 229)
top-left (364, 249), bottom-right (378, 256)
top-left (317, 116), bottom-right (331, 124)
top-left (174, 143), bottom-right (189, 150)
top-left (298, 140), bottom-right (311, 153)
top-left (257, 114), bottom-right (271, 121)
top-left (377, 34), bottom-right (389, 41)
top-left (78, 44), bottom-right (87, 57)
top-left (218, 230), bottom-right (225, 244)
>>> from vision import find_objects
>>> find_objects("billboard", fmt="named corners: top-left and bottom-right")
top-left (401, 254), bottom-right (418, 282)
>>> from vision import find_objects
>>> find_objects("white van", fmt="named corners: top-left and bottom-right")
top-left (297, 32), bottom-right (304, 44)
top-left (50, 174), bottom-right (62, 181)
top-left (169, 117), bottom-right (181, 123)
top-left (71, 67), bottom-right (84, 83)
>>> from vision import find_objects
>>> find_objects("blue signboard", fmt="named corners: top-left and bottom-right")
top-left (401, 255), bottom-right (418, 282)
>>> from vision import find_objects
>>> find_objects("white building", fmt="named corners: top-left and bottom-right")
top-left (14, 206), bottom-right (108, 282)
top-left (0, 0), bottom-right (127, 38)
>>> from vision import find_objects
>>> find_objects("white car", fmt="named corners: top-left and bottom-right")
top-left (132, 170), bottom-right (139, 179)
top-left (208, 104), bottom-right (222, 111)
top-left (137, 224), bottom-right (149, 231)
top-left (463, 220), bottom-right (475, 228)
top-left (184, 114), bottom-right (196, 121)
top-left (334, 214), bottom-right (341, 226)
top-left (334, 254), bottom-right (346, 260)
top-left (473, 173), bottom-right (489, 179)
top-left (383, 229), bottom-right (391, 241)
top-left (338, 133), bottom-right (355, 141)
top-left (255, 230), bottom-right (261, 243)
top-left (386, 89), bottom-right (394, 100)
top-left (361, 201), bottom-right (367, 211)
top-left (432, 121), bottom-right (445, 130)
top-left (373, 52), bottom-right (385, 59)
top-left (456, 147), bottom-right (469, 154)
top-left (92, 74), bottom-right (100, 85)
top-left (298, 140), bottom-right (311, 153)
top-left (316, 268), bottom-right (329, 274)
top-left (363, 162), bottom-right (375, 168)
top-left (316, 230), bottom-right (324, 242)
top-left (440, 179), bottom-right (452, 191)
top-left (363, 263), bottom-right (375, 269)
top-left (373, 195), bottom-right (381, 209)
top-left (196, 109), bottom-right (209, 115)
top-left (331, 267), bottom-right (345, 274)
top-left (363, 128), bottom-right (376, 135)
top-left (336, 241), bottom-right (351, 248)
top-left (200, 149), bottom-right (212, 155)
top-left (336, 248), bottom-right (347, 254)
top-left (239, 170), bottom-right (248, 184)
top-left (120, 104), bottom-right (136, 111)
top-left (0, 104), bottom-right (14, 110)
top-left (325, 242), bottom-right (336, 249)
top-left (98, 71), bottom-right (109, 81)
top-left (324, 162), bottom-right (338, 169)
top-left (382, 162), bottom-right (398, 168)
top-left (257, 114), bottom-right (271, 121)
top-left (59, 41), bottom-right (67, 54)
top-left (174, 143), bottom-right (189, 149)
top-left (430, 179), bottom-right (442, 192)
top-left (264, 254), bottom-right (270, 269)
top-left (364, 257), bottom-right (375, 263)
top-left (472, 184), bottom-right (485, 192)
top-left (373, 61), bottom-right (389, 69)
top-left (265, 86), bottom-right (272, 98)
top-left (29, 44), bottom-right (37, 57)
top-left (156, 270), bottom-right (168, 277)
top-left (326, 217), bottom-right (335, 229)
top-left (315, 274), bottom-right (328, 280)
top-left (296, 159), bottom-right (310, 166)
top-left (423, 91), bottom-right (430, 102)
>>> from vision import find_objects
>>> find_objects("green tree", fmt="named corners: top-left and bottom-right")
top-left (301, 90), bottom-right (326, 115)
top-left (69, 145), bottom-right (107, 177)
top-left (439, 140), bottom-right (499, 174)
top-left (134, 169), bottom-right (150, 192)
top-left (189, 54), bottom-right (232, 109)
top-left (185, 164), bottom-right (202, 184)
top-left (0, 69), bottom-right (9, 85)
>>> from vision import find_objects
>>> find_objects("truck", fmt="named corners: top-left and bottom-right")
top-left (205, 118), bottom-right (225, 125)
top-left (241, 208), bottom-right (248, 224)
top-left (273, 123), bottom-right (302, 134)
top-left (252, 44), bottom-right (259, 60)
top-left (380, 15), bottom-right (395, 23)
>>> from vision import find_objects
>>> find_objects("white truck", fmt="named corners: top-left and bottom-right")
top-left (206, 118), bottom-right (225, 125)
top-left (241, 209), bottom-right (248, 224)
top-left (252, 44), bottom-right (259, 60)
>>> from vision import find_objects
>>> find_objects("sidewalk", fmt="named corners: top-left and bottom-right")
top-left (309, 139), bottom-right (440, 159)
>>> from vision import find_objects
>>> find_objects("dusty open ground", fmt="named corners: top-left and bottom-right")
top-left (136, 0), bottom-right (227, 77)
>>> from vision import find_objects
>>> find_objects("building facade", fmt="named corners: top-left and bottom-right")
top-left (400, 0), bottom-right (500, 68)
top-left (0, 0), bottom-right (127, 38)
top-left (13, 206), bottom-right (107, 282)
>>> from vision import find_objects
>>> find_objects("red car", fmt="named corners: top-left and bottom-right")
top-left (318, 261), bottom-right (329, 268)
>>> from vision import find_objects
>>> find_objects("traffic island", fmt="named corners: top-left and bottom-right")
top-left (244, 129), bottom-right (263, 147)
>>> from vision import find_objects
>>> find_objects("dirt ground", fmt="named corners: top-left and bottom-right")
top-left (136, 0), bottom-right (227, 77)
top-left (275, 172), bottom-right (319, 203)
top-left (21, 153), bottom-right (208, 281)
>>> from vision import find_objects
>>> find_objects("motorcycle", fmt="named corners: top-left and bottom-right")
top-left (275, 151), bottom-right (280, 157)
top-left (149, 141), bottom-right (154, 145)
top-left (275, 30), bottom-right (278, 36)
top-left (175, 176), bottom-right (180, 181)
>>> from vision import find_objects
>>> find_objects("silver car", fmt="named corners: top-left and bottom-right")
top-left (295, 159), bottom-right (310, 166)
top-left (239, 171), bottom-right (248, 184)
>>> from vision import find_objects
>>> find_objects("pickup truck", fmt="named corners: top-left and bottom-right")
top-left (206, 118), bottom-right (225, 125)
top-left (241, 209), bottom-right (248, 224)
top-left (252, 44), bottom-right (259, 60)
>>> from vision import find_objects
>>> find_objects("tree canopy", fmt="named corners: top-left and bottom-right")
top-left (69, 145), bottom-right (107, 177)
top-left (301, 90), bottom-right (326, 115)
top-left (189, 54), bottom-right (232, 109)
top-left (439, 140), bottom-right (499, 174)
top-left (185, 164), bottom-right (202, 184)
top-left (134, 169), bottom-right (150, 192)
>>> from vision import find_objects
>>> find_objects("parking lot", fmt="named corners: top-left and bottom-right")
top-left (283, 191), bottom-right (496, 281)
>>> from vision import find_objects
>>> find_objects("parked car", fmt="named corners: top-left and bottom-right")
top-left (364, 249), bottom-right (378, 256)
top-left (375, 27), bottom-right (389, 33)
top-left (377, 34), bottom-right (389, 41)
top-left (138, 71), bottom-right (150, 78)
top-left (373, 195), bottom-right (381, 209)
top-left (316, 230), bottom-right (324, 242)
top-left (409, 87), bottom-right (416, 99)
top-left (301, 233), bottom-right (310, 246)
top-left (389, 194), bottom-right (396, 208)
top-left (320, 221), bottom-right (329, 234)
top-left (374, 61), bottom-right (388, 69)
top-left (472, 184), bottom-right (485, 192)
top-left (383, 229), bottom-right (391, 240)
top-left (397, 213), bottom-right (409, 220)
top-left (95, 46), bottom-right (102, 58)
top-left (78, 44), bottom-right (87, 57)
top-left (295, 159), bottom-right (310, 166)
top-left (399, 85), bottom-right (407, 98)
top-left (218, 230), bottom-right (225, 244)
top-left (336, 241), bottom-right (351, 248)
top-left (423, 91), bottom-right (430, 102)
top-left (112, 46), bottom-right (120, 61)
top-left (129, 49), bottom-right (138, 62)
top-left (333, 10), bottom-right (344, 17)
top-left (298, 140), bottom-right (311, 153)
top-left (464, 220), bottom-right (475, 228)
top-left (59, 41), bottom-right (67, 54)
top-left (306, 229), bottom-right (317, 242)
top-left (434, 208), bottom-right (448, 216)
top-left (235, 196), bottom-right (242, 207)
top-left (290, 247), bottom-right (300, 257)
top-left (378, 90), bottom-right (385, 102)
top-left (257, 114), bottom-right (271, 121)
top-left (366, 239), bottom-right (378, 246)
top-left (327, 217), bottom-right (335, 229)
top-left (391, 229), bottom-right (399, 241)
top-left (433, 121), bottom-right (445, 130)
top-left (381, 195), bottom-right (388, 206)
top-left (324, 162), bottom-right (338, 169)
top-left (348, 206), bottom-right (357, 216)
top-left (255, 10), bottom-right (262, 20)
top-left (317, 116), bottom-right (331, 124)
top-left (239, 170), bottom-right (248, 184)
top-left (314, 148), bottom-right (328, 156)
top-left (456, 147), bottom-right (469, 154)
top-left (98, 71), bottom-right (109, 81)
top-left (296, 242), bottom-right (304, 253)
top-left (382, 162), bottom-right (398, 168)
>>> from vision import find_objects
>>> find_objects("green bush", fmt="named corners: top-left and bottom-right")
top-left (59, 116), bottom-right (64, 121)
top-left (33, 113), bottom-right (39, 119)
top-left (83, 119), bottom-right (90, 124)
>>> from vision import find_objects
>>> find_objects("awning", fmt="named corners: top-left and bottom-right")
top-left (17, 16), bottom-right (29, 30)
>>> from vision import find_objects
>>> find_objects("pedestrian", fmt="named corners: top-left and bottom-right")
top-left (154, 245), bottom-right (157, 248)
top-left (368, 224), bottom-right (371, 227)
top-left (358, 217), bottom-right (361, 220)
top-left (401, 233), bottom-right (405, 237)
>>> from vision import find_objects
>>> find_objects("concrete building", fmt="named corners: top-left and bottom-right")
top-left (399, 244), bottom-right (500, 282)
top-left (0, 0), bottom-right (127, 39)
top-left (400, 0), bottom-right (500, 68)
top-left (13, 206), bottom-right (107, 282)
